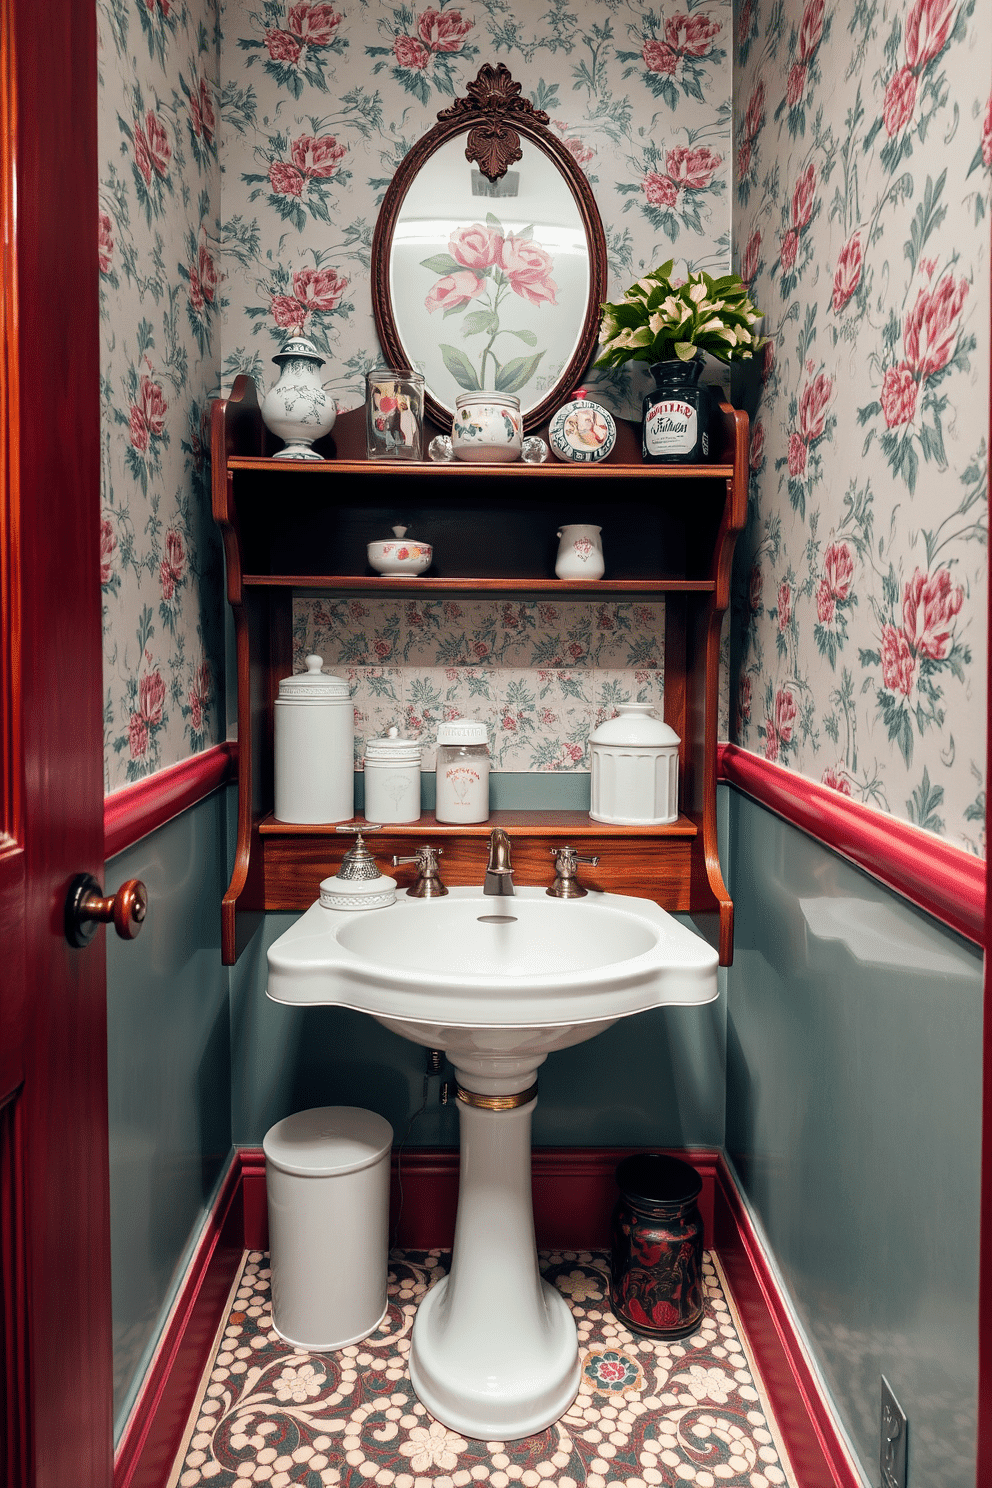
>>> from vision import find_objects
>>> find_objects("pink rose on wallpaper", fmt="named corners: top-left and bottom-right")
top-left (904, 270), bottom-right (968, 376)
top-left (880, 624), bottom-right (916, 695)
top-left (129, 715), bottom-right (149, 759)
top-left (294, 265), bottom-right (347, 311)
top-left (139, 376), bottom-right (167, 436)
top-left (666, 145), bottom-right (722, 190)
top-left (764, 719), bottom-right (778, 761)
top-left (737, 674), bottom-right (752, 726)
top-left (744, 81), bottom-right (765, 139)
top-left (738, 0), bottom-right (754, 46)
top-left (129, 406), bottom-right (149, 452)
top-left (762, 338), bottom-right (775, 383)
top-left (904, 0), bottom-right (956, 67)
top-left (665, 13), bottom-right (721, 55)
top-left (883, 67), bottom-right (918, 136)
top-left (983, 93), bottom-right (992, 166)
top-left (902, 567), bottom-right (963, 659)
top-left (749, 420), bottom-right (765, 471)
top-left (288, 2), bottom-right (343, 46)
top-left (100, 518), bottom-right (116, 585)
top-left (821, 768), bottom-right (851, 795)
top-left (189, 661), bottom-right (211, 732)
top-left (425, 269), bottom-right (484, 313)
top-left (418, 8), bottom-right (472, 51)
top-left (798, 0), bottom-right (825, 59)
top-left (449, 222), bottom-right (504, 269)
top-left (269, 161), bottom-right (305, 197)
top-left (139, 670), bottom-right (166, 726)
top-left (98, 212), bottom-right (114, 274)
top-left (642, 38), bottom-right (678, 74)
top-left (197, 244), bottom-right (218, 303)
top-left (643, 172), bottom-right (678, 208)
top-left (749, 564), bottom-right (763, 613)
top-left (134, 122), bottom-right (152, 186)
top-left (741, 228), bottom-right (761, 287)
top-left (777, 580), bottom-right (792, 631)
top-left (291, 133), bottom-right (347, 178)
top-left (779, 228), bottom-right (798, 271)
top-left (160, 529), bottom-right (185, 600)
top-left (145, 112), bottom-right (171, 177)
top-left (271, 294), bottom-right (304, 330)
top-left (198, 80), bottom-right (215, 144)
top-left (799, 372), bottom-right (832, 442)
top-left (787, 431), bottom-right (807, 475)
top-left (394, 34), bottom-right (430, 68)
top-left (499, 235), bottom-right (558, 306)
top-left (791, 163), bottom-right (816, 229)
top-left (265, 28), bottom-right (302, 64)
top-left (558, 132), bottom-right (595, 168)
top-left (786, 63), bottom-right (807, 107)
top-left (816, 579), bottom-right (835, 623)
top-left (824, 542), bottom-right (854, 601)
top-left (831, 232), bottom-right (863, 312)
top-left (737, 141), bottom-right (752, 179)
top-left (774, 689), bottom-right (797, 743)
top-left (880, 363), bottom-right (918, 426)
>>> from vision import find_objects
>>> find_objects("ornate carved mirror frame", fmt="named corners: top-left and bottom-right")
top-left (370, 63), bottom-right (609, 433)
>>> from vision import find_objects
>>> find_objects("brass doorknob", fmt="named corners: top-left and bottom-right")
top-left (64, 873), bottom-right (148, 948)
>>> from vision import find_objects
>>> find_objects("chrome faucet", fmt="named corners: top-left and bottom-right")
top-left (483, 827), bottom-right (514, 896)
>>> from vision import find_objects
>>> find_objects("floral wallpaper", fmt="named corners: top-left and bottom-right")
top-left (98, 0), bottom-right (226, 790)
top-left (217, 0), bottom-right (733, 416)
top-left (732, 0), bottom-right (990, 852)
top-left (294, 597), bottom-right (665, 769)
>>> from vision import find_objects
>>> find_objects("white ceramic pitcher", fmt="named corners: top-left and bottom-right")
top-left (555, 523), bottom-right (604, 580)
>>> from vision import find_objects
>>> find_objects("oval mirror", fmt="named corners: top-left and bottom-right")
top-left (371, 64), bottom-right (608, 433)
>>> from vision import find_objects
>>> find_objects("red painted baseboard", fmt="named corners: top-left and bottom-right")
top-left (113, 1155), bottom-right (245, 1488)
top-left (118, 1147), bottom-right (861, 1488)
top-left (719, 740), bottom-right (985, 946)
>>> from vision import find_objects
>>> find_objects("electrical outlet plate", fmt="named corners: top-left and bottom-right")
top-left (880, 1375), bottom-right (907, 1488)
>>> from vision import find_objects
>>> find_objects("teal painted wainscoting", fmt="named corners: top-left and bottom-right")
top-left (230, 910), bottom-right (725, 1152)
top-left (724, 786), bottom-right (982, 1488)
top-left (105, 788), bottom-right (233, 1439)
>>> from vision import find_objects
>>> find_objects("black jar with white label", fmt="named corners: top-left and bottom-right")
top-left (641, 357), bottom-right (710, 463)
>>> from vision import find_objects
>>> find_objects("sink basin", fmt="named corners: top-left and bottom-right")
top-left (266, 884), bottom-right (718, 1442)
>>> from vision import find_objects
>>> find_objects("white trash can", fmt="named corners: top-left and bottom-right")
top-left (263, 1106), bottom-right (393, 1350)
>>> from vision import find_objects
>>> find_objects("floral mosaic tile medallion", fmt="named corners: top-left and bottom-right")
top-left (168, 1248), bottom-right (798, 1488)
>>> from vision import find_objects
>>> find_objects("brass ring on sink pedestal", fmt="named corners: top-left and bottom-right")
top-left (455, 1081), bottom-right (539, 1111)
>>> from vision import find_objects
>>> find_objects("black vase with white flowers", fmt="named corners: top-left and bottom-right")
top-left (594, 261), bottom-right (766, 465)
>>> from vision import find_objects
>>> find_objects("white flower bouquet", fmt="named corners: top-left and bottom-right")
top-left (594, 260), bottom-right (766, 368)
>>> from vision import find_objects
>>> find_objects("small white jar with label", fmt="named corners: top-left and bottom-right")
top-left (364, 727), bottom-right (422, 824)
top-left (435, 717), bottom-right (490, 823)
top-left (588, 704), bottom-right (680, 825)
top-left (274, 654), bottom-right (354, 823)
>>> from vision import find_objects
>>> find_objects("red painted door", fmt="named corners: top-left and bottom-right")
top-left (0, 0), bottom-right (113, 1484)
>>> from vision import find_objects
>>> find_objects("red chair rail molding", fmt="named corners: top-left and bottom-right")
top-left (718, 742), bottom-right (985, 948)
top-left (104, 743), bottom-right (238, 860)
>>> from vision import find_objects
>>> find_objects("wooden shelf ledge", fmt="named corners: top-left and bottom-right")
top-left (243, 575), bottom-right (716, 594)
top-left (259, 810), bottom-right (697, 838)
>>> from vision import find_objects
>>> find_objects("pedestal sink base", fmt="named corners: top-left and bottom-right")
top-left (410, 1276), bottom-right (580, 1441)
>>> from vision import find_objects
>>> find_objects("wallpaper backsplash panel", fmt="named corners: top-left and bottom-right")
top-left (732, 0), bottom-right (990, 853)
top-left (217, 0), bottom-right (733, 420)
top-left (294, 597), bottom-right (665, 769)
top-left (98, 0), bottom-right (226, 789)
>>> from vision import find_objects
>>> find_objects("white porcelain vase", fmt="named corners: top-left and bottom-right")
top-left (261, 336), bottom-right (337, 460)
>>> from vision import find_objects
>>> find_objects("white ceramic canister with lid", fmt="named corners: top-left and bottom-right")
top-left (588, 703), bottom-right (680, 825)
top-left (364, 727), bottom-right (422, 824)
top-left (435, 717), bottom-right (490, 823)
top-left (274, 654), bottom-right (354, 823)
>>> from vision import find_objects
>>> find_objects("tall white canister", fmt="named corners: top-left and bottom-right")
top-left (274, 653), bottom-right (354, 823)
top-left (588, 703), bottom-right (680, 825)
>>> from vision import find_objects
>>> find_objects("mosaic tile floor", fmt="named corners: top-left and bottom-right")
top-left (168, 1250), bottom-right (798, 1488)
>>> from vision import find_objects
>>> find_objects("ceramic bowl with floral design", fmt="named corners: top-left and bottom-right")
top-left (367, 523), bottom-right (432, 577)
top-left (451, 393), bottom-right (523, 463)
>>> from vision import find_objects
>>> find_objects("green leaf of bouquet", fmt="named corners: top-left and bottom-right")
top-left (461, 309), bottom-right (497, 337)
top-left (675, 342), bottom-right (697, 361)
top-left (507, 327), bottom-right (539, 345)
top-left (486, 211), bottom-right (505, 234)
top-left (442, 302), bottom-right (468, 319)
top-left (494, 350), bottom-right (545, 394)
top-left (517, 224), bottom-right (534, 241)
top-left (440, 344), bottom-right (482, 391)
top-left (420, 253), bottom-right (459, 275)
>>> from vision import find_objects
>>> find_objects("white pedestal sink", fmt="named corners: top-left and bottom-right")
top-left (267, 885), bottom-right (718, 1441)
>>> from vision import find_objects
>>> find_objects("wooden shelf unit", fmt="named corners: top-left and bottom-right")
top-left (211, 375), bottom-right (747, 965)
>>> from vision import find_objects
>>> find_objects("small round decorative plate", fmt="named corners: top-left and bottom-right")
top-left (548, 398), bottom-right (617, 463)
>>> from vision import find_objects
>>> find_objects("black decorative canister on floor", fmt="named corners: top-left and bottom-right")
top-left (610, 1153), bottom-right (704, 1337)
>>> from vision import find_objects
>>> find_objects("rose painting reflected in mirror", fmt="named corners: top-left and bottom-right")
top-left (421, 213), bottom-right (558, 396)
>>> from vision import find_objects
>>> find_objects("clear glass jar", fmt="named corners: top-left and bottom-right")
top-left (435, 717), bottom-right (490, 823)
